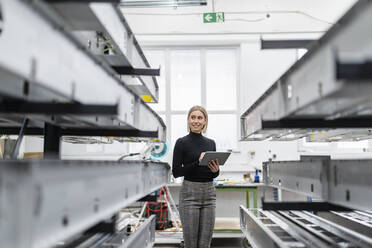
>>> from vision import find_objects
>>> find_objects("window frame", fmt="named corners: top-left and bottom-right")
top-left (143, 46), bottom-right (240, 156)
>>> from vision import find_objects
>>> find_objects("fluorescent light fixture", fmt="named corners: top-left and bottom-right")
top-left (119, 0), bottom-right (207, 8)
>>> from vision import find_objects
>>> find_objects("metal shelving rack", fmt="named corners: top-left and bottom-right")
top-left (240, 0), bottom-right (372, 142)
top-left (239, 0), bottom-right (372, 247)
top-left (0, 0), bottom-right (170, 247)
top-left (0, 0), bottom-right (165, 143)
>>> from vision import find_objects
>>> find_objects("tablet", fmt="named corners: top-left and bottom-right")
top-left (199, 151), bottom-right (231, 166)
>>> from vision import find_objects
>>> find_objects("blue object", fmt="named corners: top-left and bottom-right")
top-left (151, 142), bottom-right (169, 160)
top-left (254, 169), bottom-right (260, 183)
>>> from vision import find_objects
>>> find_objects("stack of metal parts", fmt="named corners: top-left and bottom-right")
top-left (0, 0), bottom-right (170, 247)
top-left (239, 0), bottom-right (372, 246)
top-left (0, 0), bottom-right (165, 144)
top-left (240, 207), bottom-right (372, 248)
top-left (240, 155), bottom-right (372, 247)
top-left (240, 0), bottom-right (372, 142)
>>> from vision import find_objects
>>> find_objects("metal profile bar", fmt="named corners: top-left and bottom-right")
top-left (336, 61), bottom-right (372, 80)
top-left (0, 126), bottom-right (158, 138)
top-left (262, 201), bottom-right (351, 211)
top-left (239, 206), bottom-right (317, 248)
top-left (0, 127), bottom-right (46, 135)
top-left (0, 101), bottom-right (118, 115)
top-left (46, 0), bottom-right (119, 3)
top-left (262, 118), bottom-right (372, 129)
top-left (317, 211), bottom-right (372, 237)
top-left (119, 215), bottom-right (156, 248)
top-left (0, 160), bottom-right (170, 248)
top-left (112, 66), bottom-right (160, 76)
top-left (293, 211), bottom-right (372, 248)
top-left (240, 206), bottom-right (291, 248)
top-left (61, 128), bottom-right (158, 137)
top-left (10, 117), bottom-right (29, 159)
top-left (263, 156), bottom-right (329, 199)
top-left (261, 39), bottom-right (315, 50)
top-left (49, 2), bottom-right (159, 101)
top-left (119, 0), bottom-right (207, 8)
top-left (43, 123), bottom-right (62, 159)
top-left (240, 0), bottom-right (372, 140)
top-left (240, 206), bottom-right (372, 248)
top-left (0, 1), bottom-right (165, 141)
top-left (264, 156), bottom-right (372, 212)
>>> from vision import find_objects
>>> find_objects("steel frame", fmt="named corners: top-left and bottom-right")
top-left (263, 156), bottom-right (372, 212)
top-left (240, 206), bottom-right (372, 248)
top-left (73, 215), bottom-right (156, 248)
top-left (0, 160), bottom-right (170, 248)
top-left (260, 39), bottom-right (315, 50)
top-left (119, 215), bottom-right (156, 248)
top-left (0, 126), bottom-right (158, 138)
top-left (0, 0), bottom-right (165, 141)
top-left (241, 0), bottom-right (372, 141)
top-left (239, 206), bottom-right (312, 248)
top-left (49, 0), bottom-right (159, 101)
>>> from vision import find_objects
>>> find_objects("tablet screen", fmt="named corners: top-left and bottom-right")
top-left (199, 152), bottom-right (231, 166)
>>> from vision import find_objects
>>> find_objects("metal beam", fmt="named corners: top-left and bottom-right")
top-left (46, 0), bottom-right (119, 3)
top-left (62, 128), bottom-right (158, 137)
top-left (43, 123), bottom-right (61, 159)
top-left (240, 206), bottom-right (372, 248)
top-left (336, 61), bottom-right (372, 80)
top-left (262, 201), bottom-right (351, 211)
top-left (10, 117), bottom-right (29, 159)
top-left (239, 206), bottom-right (319, 248)
top-left (261, 39), bottom-right (315, 50)
top-left (263, 156), bottom-right (372, 212)
top-left (0, 0), bottom-right (164, 140)
top-left (112, 66), bottom-right (160, 76)
top-left (240, 0), bottom-right (372, 140)
top-left (0, 126), bottom-right (158, 138)
top-left (0, 160), bottom-right (170, 248)
top-left (262, 118), bottom-right (372, 129)
top-left (0, 101), bottom-right (118, 115)
top-left (119, 0), bottom-right (207, 8)
top-left (120, 215), bottom-right (156, 248)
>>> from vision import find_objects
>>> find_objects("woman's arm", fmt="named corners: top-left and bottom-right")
top-left (172, 139), bottom-right (198, 178)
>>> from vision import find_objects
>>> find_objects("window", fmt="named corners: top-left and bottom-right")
top-left (171, 114), bottom-right (188, 147)
top-left (206, 49), bottom-right (237, 110)
top-left (170, 50), bottom-right (201, 110)
top-left (207, 114), bottom-right (237, 150)
top-left (143, 47), bottom-right (239, 163)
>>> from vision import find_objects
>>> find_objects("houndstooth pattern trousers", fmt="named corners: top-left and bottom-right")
top-left (179, 179), bottom-right (216, 248)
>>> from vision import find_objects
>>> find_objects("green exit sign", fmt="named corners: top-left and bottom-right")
top-left (203, 12), bottom-right (225, 23)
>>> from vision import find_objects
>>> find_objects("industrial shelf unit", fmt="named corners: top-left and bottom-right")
top-left (239, 0), bottom-right (372, 247)
top-left (240, 0), bottom-right (372, 142)
top-left (0, 160), bottom-right (169, 248)
top-left (0, 0), bottom-right (170, 247)
top-left (0, 0), bottom-right (165, 143)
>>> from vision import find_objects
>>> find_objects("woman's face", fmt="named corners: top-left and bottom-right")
top-left (188, 110), bottom-right (206, 133)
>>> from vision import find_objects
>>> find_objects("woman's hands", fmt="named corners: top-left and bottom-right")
top-left (208, 158), bottom-right (219, 173)
top-left (199, 152), bottom-right (219, 173)
top-left (199, 152), bottom-right (205, 162)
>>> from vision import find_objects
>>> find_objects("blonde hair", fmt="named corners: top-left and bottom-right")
top-left (187, 105), bottom-right (208, 133)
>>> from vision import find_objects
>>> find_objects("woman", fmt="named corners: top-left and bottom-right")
top-left (172, 105), bottom-right (220, 248)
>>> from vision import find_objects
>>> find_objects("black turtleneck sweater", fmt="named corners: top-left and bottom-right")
top-left (172, 132), bottom-right (219, 182)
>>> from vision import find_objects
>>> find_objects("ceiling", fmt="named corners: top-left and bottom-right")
top-left (121, 0), bottom-right (357, 38)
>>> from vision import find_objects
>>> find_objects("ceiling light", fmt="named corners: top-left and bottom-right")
top-left (119, 0), bottom-right (207, 8)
